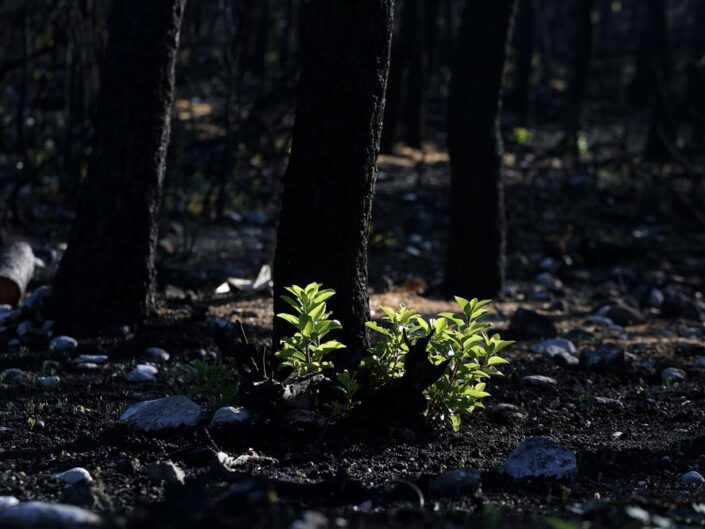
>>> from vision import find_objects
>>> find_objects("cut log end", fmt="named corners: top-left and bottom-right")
top-left (0, 242), bottom-right (35, 306)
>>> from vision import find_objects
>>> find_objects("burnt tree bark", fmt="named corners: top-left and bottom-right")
top-left (642, 0), bottom-right (672, 159)
top-left (564, 0), bottom-right (595, 156)
top-left (444, 0), bottom-right (516, 299)
top-left (506, 0), bottom-right (534, 123)
top-left (273, 0), bottom-right (394, 366)
top-left (52, 0), bottom-right (186, 331)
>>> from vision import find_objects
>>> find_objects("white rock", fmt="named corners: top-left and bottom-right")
top-left (680, 470), bottom-right (705, 485)
top-left (145, 347), bottom-right (170, 362)
top-left (0, 496), bottom-right (19, 509)
top-left (124, 364), bottom-right (158, 382)
top-left (71, 355), bottom-right (108, 365)
top-left (120, 396), bottom-right (204, 432)
top-left (521, 375), bottom-right (557, 387)
top-left (502, 437), bottom-right (577, 480)
top-left (210, 406), bottom-right (251, 427)
top-left (50, 336), bottom-right (78, 352)
top-left (54, 467), bottom-right (93, 484)
top-left (0, 501), bottom-right (101, 527)
top-left (37, 376), bottom-right (60, 389)
top-left (661, 367), bottom-right (686, 383)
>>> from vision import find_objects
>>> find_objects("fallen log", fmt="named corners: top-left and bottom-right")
top-left (0, 241), bottom-right (35, 306)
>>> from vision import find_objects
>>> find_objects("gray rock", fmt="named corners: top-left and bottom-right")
top-left (645, 288), bottom-right (665, 308)
top-left (586, 315), bottom-right (617, 327)
top-left (120, 396), bottom-right (204, 432)
top-left (50, 336), bottom-right (78, 352)
top-left (530, 338), bottom-right (577, 356)
top-left (429, 468), bottom-right (481, 498)
top-left (535, 273), bottom-right (563, 290)
top-left (37, 376), bottom-right (60, 389)
top-left (0, 501), bottom-right (101, 527)
top-left (603, 303), bottom-right (644, 326)
top-left (54, 467), bottom-right (93, 484)
top-left (146, 461), bottom-right (185, 486)
top-left (581, 344), bottom-right (633, 370)
top-left (16, 321), bottom-right (33, 337)
top-left (509, 309), bottom-right (557, 340)
top-left (210, 406), bottom-right (251, 427)
top-left (2, 369), bottom-right (30, 384)
top-left (0, 496), bottom-right (19, 509)
top-left (71, 355), bottom-right (108, 365)
top-left (521, 375), bottom-right (557, 387)
top-left (695, 357), bottom-right (705, 368)
top-left (661, 367), bottom-right (686, 383)
top-left (124, 364), bottom-right (157, 382)
top-left (145, 347), bottom-right (170, 362)
top-left (680, 470), bottom-right (705, 485)
top-left (502, 437), bottom-right (577, 480)
top-left (22, 285), bottom-right (51, 312)
top-left (489, 403), bottom-right (526, 422)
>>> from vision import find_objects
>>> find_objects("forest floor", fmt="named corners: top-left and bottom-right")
top-left (1, 128), bottom-right (705, 528)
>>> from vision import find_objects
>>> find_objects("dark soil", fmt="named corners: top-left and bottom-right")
top-left (2, 129), bottom-right (705, 528)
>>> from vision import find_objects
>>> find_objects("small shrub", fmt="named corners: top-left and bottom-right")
top-left (185, 360), bottom-right (239, 408)
top-left (276, 283), bottom-right (512, 431)
top-left (364, 297), bottom-right (512, 431)
top-left (363, 305), bottom-right (429, 384)
top-left (275, 283), bottom-right (346, 378)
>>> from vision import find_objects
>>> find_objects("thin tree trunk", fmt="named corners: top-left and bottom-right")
top-left (444, 0), bottom-right (516, 299)
top-left (52, 0), bottom-right (186, 331)
top-left (564, 0), bottom-right (595, 156)
top-left (273, 0), bottom-right (394, 366)
top-left (506, 0), bottom-right (534, 122)
top-left (643, 0), bottom-right (672, 159)
top-left (401, 0), bottom-right (427, 148)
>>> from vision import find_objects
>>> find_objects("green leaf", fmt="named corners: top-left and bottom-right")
top-left (276, 313), bottom-right (300, 327)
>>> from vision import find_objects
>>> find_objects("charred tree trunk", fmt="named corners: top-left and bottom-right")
top-left (564, 0), bottom-right (594, 156)
top-left (506, 0), bottom-right (534, 123)
top-left (400, 0), bottom-right (427, 148)
top-left (444, 0), bottom-right (516, 299)
top-left (273, 0), bottom-right (394, 366)
top-left (642, 0), bottom-right (672, 159)
top-left (52, 0), bottom-right (186, 331)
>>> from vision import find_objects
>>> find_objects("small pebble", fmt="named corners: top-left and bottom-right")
top-left (0, 496), bottom-right (19, 509)
top-left (521, 375), bottom-right (557, 387)
top-left (146, 461), bottom-right (185, 485)
top-left (210, 406), bottom-right (251, 427)
top-left (680, 471), bottom-right (705, 486)
top-left (2, 368), bottom-right (31, 384)
top-left (71, 355), bottom-right (108, 365)
top-left (50, 335), bottom-right (78, 352)
top-left (54, 467), bottom-right (93, 484)
top-left (145, 347), bottom-right (170, 362)
top-left (37, 376), bottom-right (60, 389)
top-left (661, 367), bottom-right (686, 383)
